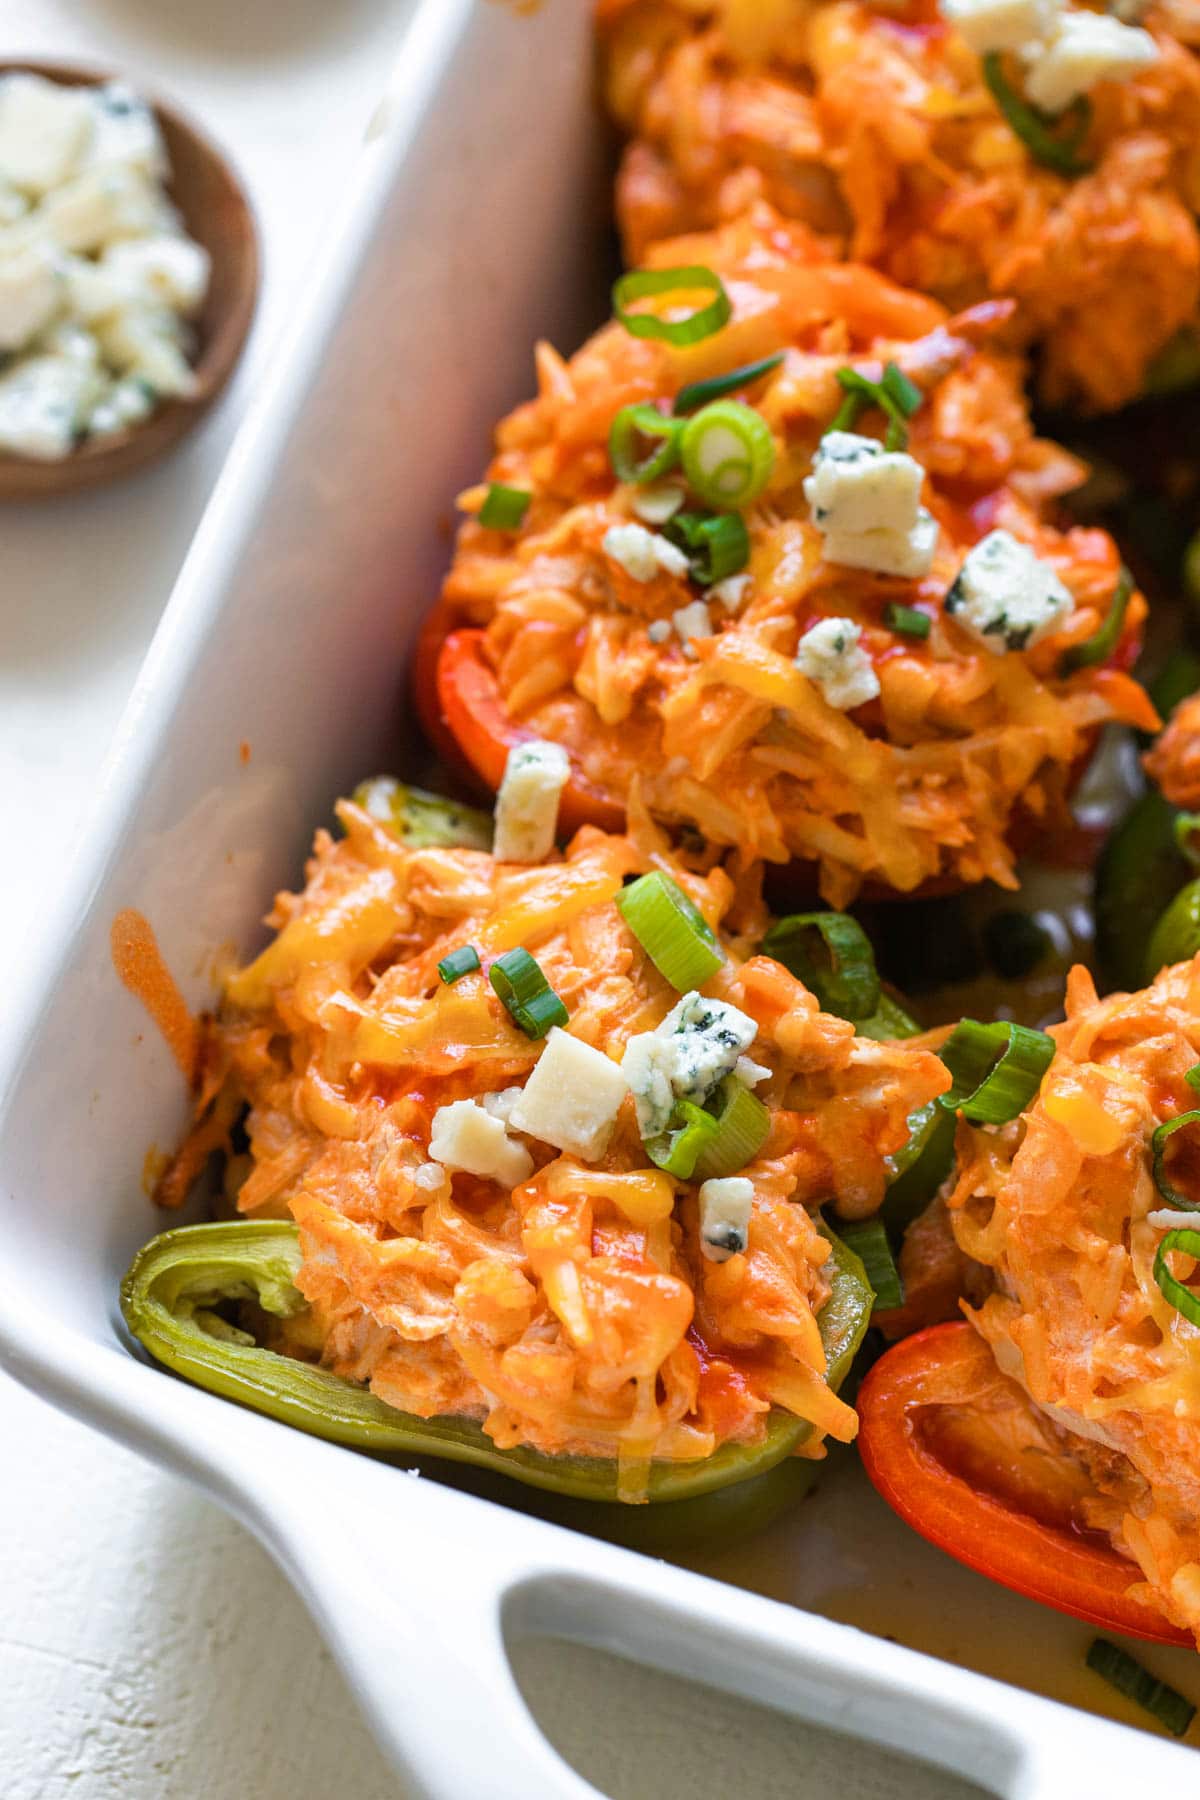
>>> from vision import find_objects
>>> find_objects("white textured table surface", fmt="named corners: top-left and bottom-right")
top-left (0, 7), bottom-right (988, 1796)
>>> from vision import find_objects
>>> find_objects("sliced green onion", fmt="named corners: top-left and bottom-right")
top-left (1174, 812), bottom-right (1200, 869)
top-left (981, 52), bottom-right (1093, 177)
top-left (837, 1218), bottom-right (904, 1311)
top-left (884, 603), bottom-right (931, 640)
top-left (1154, 1227), bottom-right (1200, 1329)
top-left (438, 945), bottom-right (480, 985)
top-left (674, 352), bottom-right (785, 415)
top-left (479, 482), bottom-right (531, 531)
top-left (488, 947), bottom-right (569, 1039)
top-left (693, 1079), bottom-right (771, 1181)
top-left (678, 400), bottom-right (776, 511)
top-left (646, 1100), bottom-right (720, 1178)
top-left (938, 1019), bottom-right (1055, 1124)
top-left (982, 910), bottom-right (1051, 980)
top-left (663, 509), bottom-right (750, 585)
top-left (1085, 1638), bottom-right (1195, 1738)
top-left (617, 871), bottom-right (725, 990)
top-left (831, 360), bottom-right (923, 450)
top-left (1187, 1063), bottom-right (1200, 1093)
top-left (1059, 566), bottom-right (1134, 675)
top-left (612, 266), bottom-right (732, 347)
top-left (856, 990), bottom-right (922, 1043)
top-left (609, 403), bottom-right (685, 485)
top-left (881, 362), bottom-right (921, 418)
top-left (884, 1101), bottom-right (957, 1237)
top-left (760, 912), bottom-right (881, 1022)
top-left (1152, 1111), bottom-right (1200, 1210)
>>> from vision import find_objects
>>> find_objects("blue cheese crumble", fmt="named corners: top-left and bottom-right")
top-left (671, 598), bottom-right (713, 656)
top-left (620, 991), bottom-right (759, 1139)
top-left (803, 430), bottom-right (924, 535)
top-left (493, 739), bottom-right (570, 863)
top-left (0, 73), bottom-right (211, 458)
top-left (804, 430), bottom-right (937, 578)
top-left (508, 1027), bottom-right (630, 1161)
top-left (941, 0), bottom-right (1060, 53)
top-left (603, 521), bottom-right (690, 583)
top-left (1022, 11), bottom-right (1159, 110)
top-left (698, 1177), bottom-right (754, 1262)
top-left (943, 529), bottom-right (1073, 653)
top-left (711, 573), bottom-right (751, 613)
top-left (822, 510), bottom-right (938, 580)
top-left (428, 1099), bottom-right (533, 1188)
top-left (795, 616), bottom-right (881, 711)
top-left (940, 0), bottom-right (1158, 99)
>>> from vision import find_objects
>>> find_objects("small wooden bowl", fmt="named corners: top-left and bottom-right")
top-left (0, 60), bottom-right (259, 501)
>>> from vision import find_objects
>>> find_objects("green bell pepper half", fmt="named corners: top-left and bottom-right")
top-left (1094, 790), bottom-right (1191, 992)
top-left (352, 776), bottom-right (493, 851)
top-left (120, 1219), bottom-right (873, 1512)
top-left (1146, 876), bottom-right (1200, 980)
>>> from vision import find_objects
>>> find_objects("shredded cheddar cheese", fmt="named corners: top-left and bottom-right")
top-left (163, 803), bottom-right (949, 1488)
top-left (596, 0), bottom-right (1200, 411)
top-left (441, 209), bottom-right (1150, 906)
top-left (946, 955), bottom-right (1200, 1643)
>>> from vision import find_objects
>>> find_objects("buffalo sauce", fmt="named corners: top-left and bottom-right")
top-left (110, 908), bottom-right (199, 1086)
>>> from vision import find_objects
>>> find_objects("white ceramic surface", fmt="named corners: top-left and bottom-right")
top-left (0, 4), bottom-right (1195, 1795)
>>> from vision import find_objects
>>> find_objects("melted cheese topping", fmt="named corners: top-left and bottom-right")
top-left (947, 955), bottom-right (1200, 1641)
top-left (597, 0), bottom-right (1200, 411)
top-left (443, 210), bottom-right (1150, 906)
top-left (167, 806), bottom-right (948, 1489)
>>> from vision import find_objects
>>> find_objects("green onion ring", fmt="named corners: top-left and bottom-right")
top-left (646, 1100), bottom-right (721, 1178)
top-left (830, 361), bottom-right (923, 450)
top-left (609, 403), bottom-right (685, 485)
top-left (663, 510), bottom-right (750, 585)
top-left (679, 399), bottom-right (775, 511)
top-left (616, 871), bottom-right (725, 991)
top-left (692, 1079), bottom-right (771, 1182)
top-left (837, 1218), bottom-right (904, 1312)
top-left (760, 912), bottom-right (881, 1022)
top-left (981, 52), bottom-right (1094, 176)
top-left (938, 1018), bottom-right (1055, 1124)
top-left (1151, 1111), bottom-right (1200, 1210)
top-left (479, 482), bottom-right (532, 531)
top-left (856, 990), bottom-right (923, 1043)
top-left (488, 947), bottom-right (569, 1039)
top-left (437, 945), bottom-right (480, 985)
top-left (674, 352), bottom-right (785, 415)
top-left (1059, 566), bottom-right (1134, 676)
top-left (1153, 1227), bottom-right (1200, 1330)
top-left (612, 266), bottom-right (732, 347)
top-left (1085, 1639), bottom-right (1196, 1738)
top-left (881, 361), bottom-right (921, 418)
top-left (883, 603), bottom-right (931, 640)
top-left (883, 1101), bottom-right (958, 1238)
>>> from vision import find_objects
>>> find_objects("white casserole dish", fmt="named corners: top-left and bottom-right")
top-left (0, 2), bottom-right (1194, 1792)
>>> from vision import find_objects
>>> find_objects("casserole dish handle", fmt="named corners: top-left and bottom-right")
top-left (247, 1429), bottom-right (1195, 1800)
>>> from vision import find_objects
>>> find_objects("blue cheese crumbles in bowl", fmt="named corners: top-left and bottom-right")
top-left (0, 65), bottom-right (257, 497)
